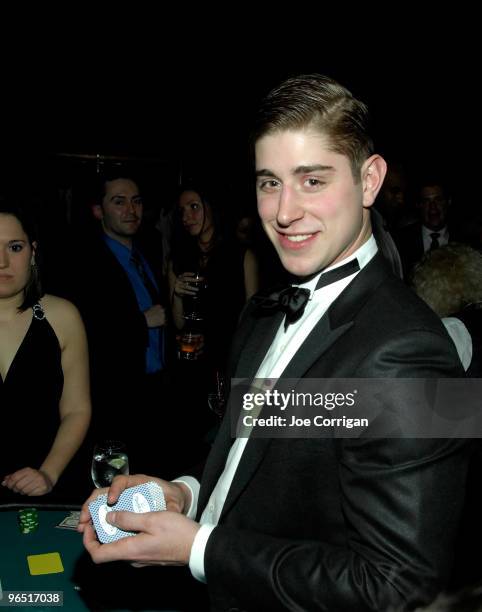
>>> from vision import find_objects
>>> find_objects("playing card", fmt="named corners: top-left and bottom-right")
top-left (56, 511), bottom-right (81, 530)
top-left (89, 481), bottom-right (166, 544)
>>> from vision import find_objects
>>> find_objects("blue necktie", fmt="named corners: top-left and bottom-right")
top-left (130, 250), bottom-right (159, 303)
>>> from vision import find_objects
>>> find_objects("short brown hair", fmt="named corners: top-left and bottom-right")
top-left (253, 74), bottom-right (374, 180)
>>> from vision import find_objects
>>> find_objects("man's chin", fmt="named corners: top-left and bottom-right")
top-left (279, 257), bottom-right (322, 279)
top-left (122, 227), bottom-right (140, 235)
top-left (425, 218), bottom-right (444, 230)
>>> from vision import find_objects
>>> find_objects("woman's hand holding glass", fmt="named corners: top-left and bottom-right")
top-left (174, 272), bottom-right (203, 298)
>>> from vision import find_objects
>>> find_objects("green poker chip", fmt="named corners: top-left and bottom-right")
top-left (18, 508), bottom-right (39, 533)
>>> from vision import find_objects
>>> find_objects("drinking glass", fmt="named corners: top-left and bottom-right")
top-left (183, 272), bottom-right (206, 322)
top-left (207, 371), bottom-right (227, 417)
top-left (91, 440), bottom-right (129, 488)
top-left (179, 331), bottom-right (204, 360)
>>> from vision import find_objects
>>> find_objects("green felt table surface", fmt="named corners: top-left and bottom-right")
top-left (0, 506), bottom-right (85, 611)
top-left (0, 505), bottom-right (186, 612)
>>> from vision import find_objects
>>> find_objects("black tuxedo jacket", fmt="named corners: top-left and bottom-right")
top-left (198, 254), bottom-right (468, 612)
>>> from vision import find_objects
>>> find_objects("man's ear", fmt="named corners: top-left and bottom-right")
top-left (92, 204), bottom-right (103, 220)
top-left (361, 154), bottom-right (387, 209)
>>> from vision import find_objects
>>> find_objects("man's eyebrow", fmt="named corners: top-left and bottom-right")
top-left (255, 165), bottom-right (335, 179)
top-left (294, 164), bottom-right (335, 174)
top-left (255, 169), bottom-right (278, 178)
top-left (109, 193), bottom-right (141, 201)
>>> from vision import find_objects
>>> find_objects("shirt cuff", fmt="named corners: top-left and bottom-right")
top-left (189, 523), bottom-right (216, 583)
top-left (172, 476), bottom-right (200, 519)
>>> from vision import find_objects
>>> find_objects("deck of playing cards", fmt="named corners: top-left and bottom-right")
top-left (89, 481), bottom-right (166, 544)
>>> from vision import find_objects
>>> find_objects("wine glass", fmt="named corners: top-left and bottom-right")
top-left (91, 440), bottom-right (129, 488)
top-left (207, 371), bottom-right (227, 418)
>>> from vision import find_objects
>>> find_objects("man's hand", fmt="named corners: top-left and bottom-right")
top-left (1, 467), bottom-right (54, 496)
top-left (144, 304), bottom-right (166, 328)
top-left (78, 474), bottom-right (191, 534)
top-left (83, 510), bottom-right (200, 566)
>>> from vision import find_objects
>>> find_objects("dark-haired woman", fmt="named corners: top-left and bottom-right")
top-left (0, 202), bottom-right (91, 500)
top-left (168, 187), bottom-right (258, 370)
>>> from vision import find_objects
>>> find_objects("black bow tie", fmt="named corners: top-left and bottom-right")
top-left (253, 258), bottom-right (360, 330)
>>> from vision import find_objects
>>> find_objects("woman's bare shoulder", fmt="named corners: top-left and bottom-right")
top-left (40, 294), bottom-right (81, 317)
top-left (39, 295), bottom-right (85, 344)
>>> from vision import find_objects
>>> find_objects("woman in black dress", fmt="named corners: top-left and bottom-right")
top-left (0, 199), bottom-right (91, 501)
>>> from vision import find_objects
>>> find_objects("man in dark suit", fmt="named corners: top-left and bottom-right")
top-left (394, 179), bottom-right (454, 279)
top-left (69, 173), bottom-right (170, 473)
top-left (80, 76), bottom-right (468, 611)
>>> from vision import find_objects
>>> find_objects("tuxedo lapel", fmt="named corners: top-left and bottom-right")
top-left (197, 404), bottom-right (235, 516)
top-left (198, 416), bottom-right (273, 521)
top-left (234, 310), bottom-right (285, 379)
top-left (219, 437), bottom-right (271, 521)
top-left (281, 315), bottom-right (353, 378)
top-left (281, 253), bottom-right (389, 378)
top-left (197, 309), bottom-right (283, 516)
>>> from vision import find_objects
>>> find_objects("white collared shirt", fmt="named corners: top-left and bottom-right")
top-left (422, 225), bottom-right (449, 252)
top-left (182, 236), bottom-right (379, 582)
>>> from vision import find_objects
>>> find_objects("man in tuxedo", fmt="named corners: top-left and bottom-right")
top-left (80, 76), bottom-right (467, 611)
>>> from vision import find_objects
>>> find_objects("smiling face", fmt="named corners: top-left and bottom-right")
top-left (255, 129), bottom-right (386, 277)
top-left (0, 213), bottom-right (35, 301)
top-left (93, 178), bottom-right (143, 246)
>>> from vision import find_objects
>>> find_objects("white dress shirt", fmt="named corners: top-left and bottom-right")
top-left (180, 236), bottom-right (379, 582)
top-left (422, 225), bottom-right (449, 252)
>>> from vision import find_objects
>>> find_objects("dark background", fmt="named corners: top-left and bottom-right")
top-left (1, 23), bottom-right (477, 222)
